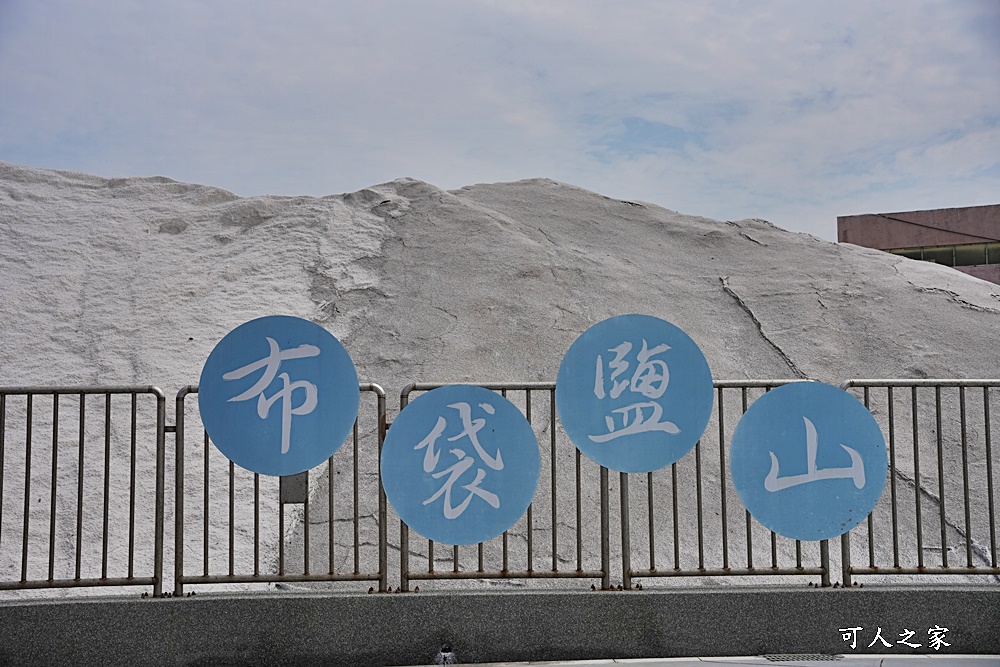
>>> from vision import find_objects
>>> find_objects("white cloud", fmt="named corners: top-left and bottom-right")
top-left (1, 0), bottom-right (997, 239)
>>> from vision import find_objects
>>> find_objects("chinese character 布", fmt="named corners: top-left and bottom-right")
top-left (223, 337), bottom-right (320, 455)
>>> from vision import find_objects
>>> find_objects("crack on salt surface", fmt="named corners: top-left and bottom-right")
top-left (600, 195), bottom-right (645, 208)
top-left (551, 303), bottom-right (582, 334)
top-left (739, 231), bottom-right (767, 247)
top-left (307, 254), bottom-right (339, 321)
top-left (537, 226), bottom-right (557, 246)
top-left (719, 276), bottom-right (807, 379)
top-left (890, 467), bottom-right (1000, 581)
top-left (432, 304), bottom-right (459, 321)
top-left (917, 287), bottom-right (1000, 314)
top-left (892, 260), bottom-right (1000, 314)
top-left (552, 303), bottom-right (575, 316)
top-left (816, 291), bottom-right (829, 311)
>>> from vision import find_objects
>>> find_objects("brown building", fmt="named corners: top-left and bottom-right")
top-left (837, 204), bottom-right (1000, 284)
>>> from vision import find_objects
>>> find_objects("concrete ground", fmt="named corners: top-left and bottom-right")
top-left (456, 657), bottom-right (1000, 667)
top-left (1, 586), bottom-right (998, 666)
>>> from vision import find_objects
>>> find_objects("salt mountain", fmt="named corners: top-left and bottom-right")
top-left (1, 161), bottom-right (997, 589)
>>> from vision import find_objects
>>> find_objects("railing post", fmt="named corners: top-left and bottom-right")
top-left (400, 522), bottom-right (410, 592)
top-left (153, 390), bottom-right (166, 598)
top-left (819, 539), bottom-right (830, 587)
top-left (841, 532), bottom-right (852, 587)
top-left (600, 466), bottom-right (611, 590)
top-left (375, 386), bottom-right (389, 593)
top-left (175, 387), bottom-right (194, 597)
top-left (620, 472), bottom-right (631, 590)
top-left (398, 385), bottom-right (413, 593)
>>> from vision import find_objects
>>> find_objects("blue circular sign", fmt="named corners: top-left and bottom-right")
top-left (381, 385), bottom-right (541, 546)
top-left (199, 315), bottom-right (360, 476)
top-left (730, 382), bottom-right (888, 541)
top-left (556, 315), bottom-right (714, 473)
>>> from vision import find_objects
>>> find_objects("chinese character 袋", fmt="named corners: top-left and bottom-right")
top-left (415, 401), bottom-right (504, 520)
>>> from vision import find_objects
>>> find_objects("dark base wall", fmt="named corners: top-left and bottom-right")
top-left (1, 586), bottom-right (997, 666)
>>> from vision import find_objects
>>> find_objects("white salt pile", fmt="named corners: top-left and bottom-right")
top-left (1, 161), bottom-right (997, 592)
top-left (4, 162), bottom-right (998, 395)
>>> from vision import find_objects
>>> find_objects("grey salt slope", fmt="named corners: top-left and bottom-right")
top-left (5, 164), bottom-right (997, 412)
top-left (2, 163), bottom-right (999, 590)
top-left (0, 162), bottom-right (387, 591)
top-left (325, 178), bottom-right (1000, 587)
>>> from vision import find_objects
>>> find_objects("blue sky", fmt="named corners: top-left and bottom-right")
top-left (1, 0), bottom-right (997, 240)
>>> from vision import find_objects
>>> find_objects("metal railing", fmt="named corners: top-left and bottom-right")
top-left (839, 379), bottom-right (1000, 585)
top-left (173, 384), bottom-right (387, 595)
top-left (397, 382), bottom-right (611, 591)
top-left (0, 386), bottom-right (165, 596)
top-left (0, 378), bottom-right (997, 596)
top-left (620, 380), bottom-right (832, 588)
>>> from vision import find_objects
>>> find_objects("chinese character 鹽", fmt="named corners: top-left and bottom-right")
top-left (590, 339), bottom-right (679, 443)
